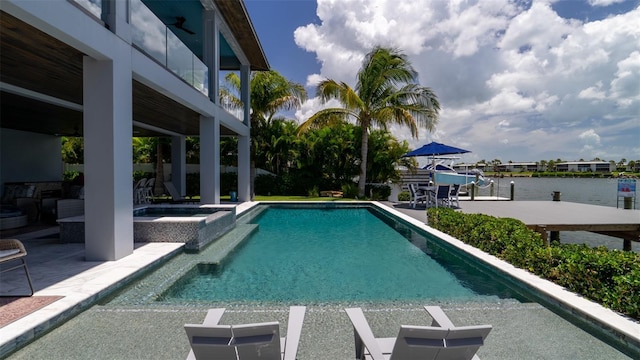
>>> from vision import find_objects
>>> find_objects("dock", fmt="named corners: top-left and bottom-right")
top-left (458, 201), bottom-right (640, 250)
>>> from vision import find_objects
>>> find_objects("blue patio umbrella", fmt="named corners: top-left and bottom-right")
top-left (402, 142), bottom-right (470, 157)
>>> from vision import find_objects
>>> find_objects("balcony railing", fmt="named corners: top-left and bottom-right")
top-left (130, 0), bottom-right (208, 96)
top-left (71, 0), bottom-right (248, 121)
top-left (72, 0), bottom-right (102, 18)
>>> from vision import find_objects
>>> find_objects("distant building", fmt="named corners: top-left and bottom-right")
top-left (496, 162), bottom-right (540, 172)
top-left (556, 161), bottom-right (615, 173)
top-left (452, 163), bottom-right (487, 172)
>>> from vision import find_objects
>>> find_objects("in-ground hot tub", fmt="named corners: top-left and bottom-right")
top-left (59, 205), bottom-right (236, 250)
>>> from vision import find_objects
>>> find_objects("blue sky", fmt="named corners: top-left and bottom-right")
top-left (245, 0), bottom-right (639, 164)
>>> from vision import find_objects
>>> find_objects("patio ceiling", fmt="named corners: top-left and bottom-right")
top-left (0, 9), bottom-right (252, 138)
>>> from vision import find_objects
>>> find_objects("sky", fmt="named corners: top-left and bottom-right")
top-left (244, 0), bottom-right (640, 164)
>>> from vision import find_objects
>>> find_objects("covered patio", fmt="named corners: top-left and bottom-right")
top-left (1, 0), bottom-right (268, 261)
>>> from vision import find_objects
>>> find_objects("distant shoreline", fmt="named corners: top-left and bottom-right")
top-left (485, 172), bottom-right (639, 179)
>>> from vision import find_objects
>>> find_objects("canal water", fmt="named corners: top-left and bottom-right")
top-left (483, 177), bottom-right (639, 251)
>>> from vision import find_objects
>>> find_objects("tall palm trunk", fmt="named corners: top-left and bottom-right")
top-left (358, 128), bottom-right (369, 198)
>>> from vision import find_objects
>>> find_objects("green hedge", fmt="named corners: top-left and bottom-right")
top-left (427, 208), bottom-right (640, 320)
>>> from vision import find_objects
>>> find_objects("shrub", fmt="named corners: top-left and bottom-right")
top-left (427, 207), bottom-right (640, 320)
top-left (365, 184), bottom-right (391, 200)
top-left (397, 191), bottom-right (410, 201)
top-left (341, 183), bottom-right (359, 198)
top-left (308, 186), bottom-right (319, 197)
top-left (254, 174), bottom-right (281, 195)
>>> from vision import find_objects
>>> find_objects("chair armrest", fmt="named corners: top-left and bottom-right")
top-left (283, 306), bottom-right (306, 360)
top-left (424, 306), bottom-right (456, 328)
top-left (344, 308), bottom-right (386, 360)
top-left (0, 239), bottom-right (27, 262)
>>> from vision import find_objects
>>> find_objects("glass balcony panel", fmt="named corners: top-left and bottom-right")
top-left (73, 0), bottom-right (102, 18)
top-left (193, 58), bottom-right (209, 96)
top-left (220, 99), bottom-right (244, 121)
top-left (130, 0), bottom-right (167, 66)
top-left (167, 31), bottom-right (193, 84)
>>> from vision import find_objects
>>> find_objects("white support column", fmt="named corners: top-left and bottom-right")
top-left (83, 48), bottom-right (133, 261)
top-left (171, 135), bottom-right (186, 197)
top-left (238, 135), bottom-right (251, 201)
top-left (203, 10), bottom-right (219, 104)
top-left (200, 116), bottom-right (220, 203)
top-left (101, 0), bottom-right (131, 43)
top-left (239, 64), bottom-right (251, 200)
top-left (240, 64), bottom-right (250, 126)
top-left (200, 10), bottom-right (220, 204)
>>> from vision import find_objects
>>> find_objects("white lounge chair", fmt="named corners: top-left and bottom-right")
top-left (344, 306), bottom-right (491, 360)
top-left (164, 181), bottom-right (197, 203)
top-left (185, 306), bottom-right (306, 360)
top-left (133, 178), bottom-right (147, 205)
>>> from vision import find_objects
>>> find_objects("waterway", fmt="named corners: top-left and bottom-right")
top-left (482, 177), bottom-right (639, 251)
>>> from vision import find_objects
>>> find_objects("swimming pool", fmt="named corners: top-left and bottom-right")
top-left (107, 205), bottom-right (526, 307)
top-left (158, 206), bottom-right (524, 303)
top-left (6, 202), bottom-right (638, 359)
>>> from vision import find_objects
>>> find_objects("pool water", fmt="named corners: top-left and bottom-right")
top-left (158, 207), bottom-right (525, 303)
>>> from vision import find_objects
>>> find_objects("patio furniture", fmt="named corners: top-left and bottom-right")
top-left (409, 183), bottom-right (428, 208)
top-left (1, 183), bottom-right (38, 221)
top-left (0, 239), bottom-right (35, 296)
top-left (164, 182), bottom-right (197, 203)
top-left (449, 184), bottom-right (461, 208)
top-left (185, 306), bottom-right (306, 360)
top-left (429, 185), bottom-right (452, 208)
top-left (141, 178), bottom-right (155, 204)
top-left (344, 306), bottom-right (491, 360)
top-left (133, 178), bottom-right (147, 205)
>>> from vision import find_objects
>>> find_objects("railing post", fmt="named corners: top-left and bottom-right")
top-left (470, 181), bottom-right (475, 201)
top-left (490, 180), bottom-right (494, 197)
top-left (510, 181), bottom-right (515, 201)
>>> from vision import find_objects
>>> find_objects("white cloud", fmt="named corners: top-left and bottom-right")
top-left (588, 0), bottom-right (627, 6)
top-left (579, 129), bottom-right (602, 145)
top-left (578, 81), bottom-right (607, 101)
top-left (292, 0), bottom-right (640, 162)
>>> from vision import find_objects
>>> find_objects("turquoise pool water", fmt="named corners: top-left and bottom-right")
top-left (158, 207), bottom-right (524, 303)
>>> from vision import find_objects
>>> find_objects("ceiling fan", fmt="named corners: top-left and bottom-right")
top-left (170, 16), bottom-right (195, 35)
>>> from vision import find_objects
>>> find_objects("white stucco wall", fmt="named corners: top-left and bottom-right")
top-left (0, 128), bottom-right (63, 185)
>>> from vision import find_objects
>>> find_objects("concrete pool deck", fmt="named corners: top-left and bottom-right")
top-left (1, 201), bottom-right (639, 359)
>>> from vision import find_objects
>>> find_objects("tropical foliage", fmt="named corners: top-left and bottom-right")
top-left (298, 46), bottom-right (440, 197)
top-left (427, 208), bottom-right (640, 320)
top-left (220, 70), bottom-right (308, 196)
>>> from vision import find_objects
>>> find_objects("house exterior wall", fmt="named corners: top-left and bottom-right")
top-left (2, 0), bottom-right (257, 260)
top-left (0, 129), bottom-right (63, 184)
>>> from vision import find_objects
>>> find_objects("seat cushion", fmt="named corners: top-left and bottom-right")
top-left (0, 249), bottom-right (21, 259)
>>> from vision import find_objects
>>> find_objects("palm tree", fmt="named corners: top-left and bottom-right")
top-left (298, 46), bottom-right (440, 197)
top-left (220, 71), bottom-right (307, 196)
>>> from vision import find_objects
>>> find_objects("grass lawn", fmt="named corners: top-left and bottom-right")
top-left (154, 195), bottom-right (356, 202)
top-left (252, 195), bottom-right (352, 201)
